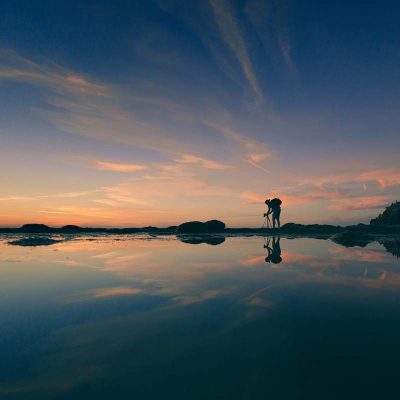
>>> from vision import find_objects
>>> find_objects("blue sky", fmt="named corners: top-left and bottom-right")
top-left (1, 0), bottom-right (400, 227)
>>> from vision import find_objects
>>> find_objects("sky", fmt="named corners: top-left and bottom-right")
top-left (1, 0), bottom-right (400, 227)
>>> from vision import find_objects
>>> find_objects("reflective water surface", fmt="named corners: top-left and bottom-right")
top-left (1, 235), bottom-right (400, 399)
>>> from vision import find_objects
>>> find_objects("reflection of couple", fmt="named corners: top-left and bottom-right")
top-left (264, 237), bottom-right (282, 264)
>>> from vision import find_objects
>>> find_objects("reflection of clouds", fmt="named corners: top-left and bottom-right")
top-left (65, 287), bottom-right (144, 303)
top-left (104, 253), bottom-right (148, 265)
top-left (279, 250), bottom-right (344, 270)
top-left (175, 289), bottom-right (230, 305)
top-left (248, 297), bottom-right (274, 308)
top-left (55, 260), bottom-right (81, 266)
top-left (281, 251), bottom-right (319, 264)
top-left (328, 246), bottom-right (392, 263)
top-left (308, 270), bottom-right (400, 290)
top-left (91, 251), bottom-right (119, 259)
top-left (244, 285), bottom-right (275, 309)
top-left (2, 236), bottom-right (400, 396)
top-left (241, 255), bottom-right (265, 266)
top-left (281, 245), bottom-right (400, 288)
top-left (30, 237), bottom-right (238, 303)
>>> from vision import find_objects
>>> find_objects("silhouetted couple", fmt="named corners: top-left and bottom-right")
top-left (264, 237), bottom-right (282, 264)
top-left (264, 198), bottom-right (282, 229)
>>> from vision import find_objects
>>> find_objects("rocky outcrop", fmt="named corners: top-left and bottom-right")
top-left (61, 225), bottom-right (83, 233)
top-left (370, 201), bottom-right (400, 225)
top-left (19, 224), bottom-right (52, 233)
top-left (280, 223), bottom-right (343, 235)
top-left (176, 220), bottom-right (226, 234)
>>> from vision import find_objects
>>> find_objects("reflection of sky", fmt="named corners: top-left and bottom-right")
top-left (1, 235), bottom-right (400, 398)
top-left (1, 1), bottom-right (400, 227)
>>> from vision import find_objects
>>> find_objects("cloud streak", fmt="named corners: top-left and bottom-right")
top-left (174, 154), bottom-right (230, 170)
top-left (92, 161), bottom-right (146, 173)
top-left (0, 48), bottom-right (110, 97)
top-left (0, 190), bottom-right (99, 202)
top-left (209, 0), bottom-right (264, 101)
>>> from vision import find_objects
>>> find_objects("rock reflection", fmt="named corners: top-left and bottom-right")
top-left (177, 235), bottom-right (225, 245)
top-left (380, 240), bottom-right (400, 258)
top-left (7, 236), bottom-right (64, 246)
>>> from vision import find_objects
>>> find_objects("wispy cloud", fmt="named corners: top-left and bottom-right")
top-left (174, 154), bottom-right (230, 170)
top-left (0, 49), bottom-right (204, 156)
top-left (304, 169), bottom-right (400, 189)
top-left (240, 191), bottom-right (265, 204)
top-left (245, 152), bottom-right (273, 173)
top-left (99, 165), bottom-right (233, 208)
top-left (0, 48), bottom-right (279, 175)
top-left (0, 48), bottom-right (110, 97)
top-left (244, 0), bottom-right (296, 75)
top-left (209, 0), bottom-right (263, 101)
top-left (202, 118), bottom-right (275, 172)
top-left (92, 160), bottom-right (146, 172)
top-left (329, 196), bottom-right (391, 212)
top-left (0, 190), bottom-right (98, 202)
top-left (241, 166), bottom-right (400, 217)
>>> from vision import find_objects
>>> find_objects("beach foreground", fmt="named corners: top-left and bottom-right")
top-left (1, 234), bottom-right (400, 399)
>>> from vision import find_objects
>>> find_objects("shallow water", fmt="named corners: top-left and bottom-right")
top-left (0, 235), bottom-right (399, 399)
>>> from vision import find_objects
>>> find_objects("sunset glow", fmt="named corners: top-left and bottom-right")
top-left (1, 1), bottom-right (400, 227)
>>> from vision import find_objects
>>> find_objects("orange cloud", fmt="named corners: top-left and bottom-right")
top-left (0, 190), bottom-right (98, 202)
top-left (241, 186), bottom-right (348, 206)
top-left (329, 196), bottom-right (391, 211)
top-left (175, 154), bottom-right (230, 170)
top-left (93, 160), bottom-right (146, 172)
top-left (307, 168), bottom-right (400, 189)
top-left (248, 153), bottom-right (271, 163)
top-left (241, 192), bottom-right (265, 204)
top-left (358, 169), bottom-right (400, 189)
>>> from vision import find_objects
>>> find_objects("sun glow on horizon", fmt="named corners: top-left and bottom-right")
top-left (1, 2), bottom-right (400, 227)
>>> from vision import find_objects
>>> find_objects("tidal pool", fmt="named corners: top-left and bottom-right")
top-left (0, 235), bottom-right (399, 399)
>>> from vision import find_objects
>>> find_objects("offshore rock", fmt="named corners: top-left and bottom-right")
top-left (19, 224), bottom-right (52, 233)
top-left (177, 220), bottom-right (226, 234)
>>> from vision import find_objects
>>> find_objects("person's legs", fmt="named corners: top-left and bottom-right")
top-left (275, 208), bottom-right (281, 228)
top-left (272, 209), bottom-right (279, 228)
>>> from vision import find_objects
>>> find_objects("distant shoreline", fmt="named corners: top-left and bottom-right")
top-left (1, 223), bottom-right (400, 239)
top-left (2, 201), bottom-right (399, 236)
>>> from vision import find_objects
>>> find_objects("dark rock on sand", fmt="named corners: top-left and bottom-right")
top-left (61, 225), bottom-right (83, 233)
top-left (19, 224), bottom-right (52, 233)
top-left (177, 220), bottom-right (225, 234)
top-left (177, 222), bottom-right (206, 233)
